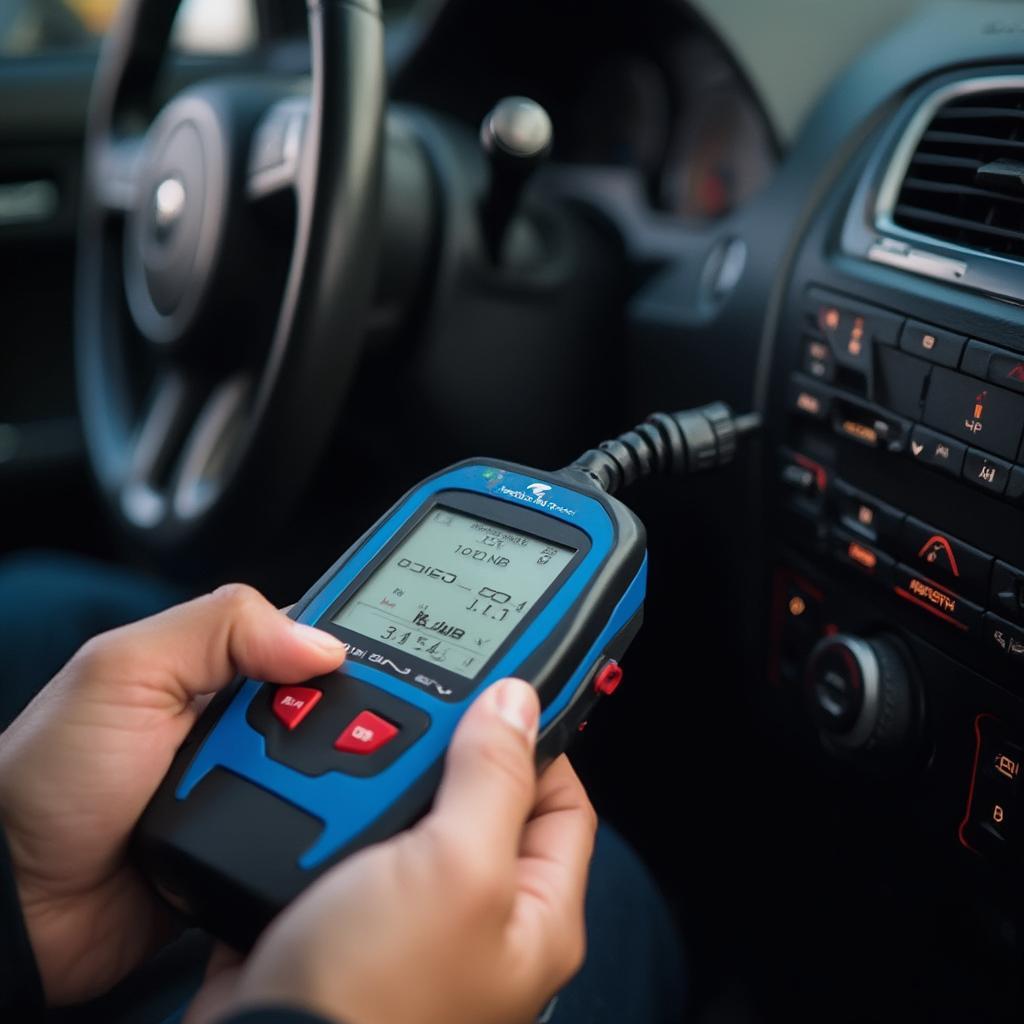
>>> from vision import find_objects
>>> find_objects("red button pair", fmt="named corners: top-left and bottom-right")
top-left (271, 686), bottom-right (399, 755)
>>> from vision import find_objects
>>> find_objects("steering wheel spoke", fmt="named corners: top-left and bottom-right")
top-left (247, 97), bottom-right (309, 201)
top-left (170, 375), bottom-right (252, 522)
top-left (120, 371), bottom-right (207, 527)
top-left (92, 133), bottom-right (147, 213)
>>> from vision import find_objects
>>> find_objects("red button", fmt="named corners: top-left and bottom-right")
top-left (593, 660), bottom-right (623, 696)
top-left (334, 710), bottom-right (399, 755)
top-left (272, 686), bottom-right (323, 730)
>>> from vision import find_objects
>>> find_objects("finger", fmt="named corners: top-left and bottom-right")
top-left (511, 757), bottom-right (596, 978)
top-left (184, 950), bottom-right (245, 1024)
top-left (203, 940), bottom-right (244, 980)
top-left (76, 583), bottom-right (345, 704)
top-left (518, 756), bottom-right (597, 911)
top-left (426, 678), bottom-right (540, 871)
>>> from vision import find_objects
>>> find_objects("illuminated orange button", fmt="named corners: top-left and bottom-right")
top-left (847, 542), bottom-right (877, 571)
top-left (797, 392), bottom-right (822, 416)
top-left (840, 419), bottom-right (879, 446)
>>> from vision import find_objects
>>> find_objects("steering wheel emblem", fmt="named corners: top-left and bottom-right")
top-left (152, 176), bottom-right (186, 236)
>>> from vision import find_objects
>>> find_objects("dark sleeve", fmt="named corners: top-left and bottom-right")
top-left (0, 826), bottom-right (44, 1018)
top-left (222, 1011), bottom-right (342, 1024)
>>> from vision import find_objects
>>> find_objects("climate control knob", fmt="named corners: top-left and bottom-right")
top-left (804, 634), bottom-right (918, 760)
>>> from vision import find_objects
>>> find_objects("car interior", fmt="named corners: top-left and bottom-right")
top-left (7, 0), bottom-right (1024, 1020)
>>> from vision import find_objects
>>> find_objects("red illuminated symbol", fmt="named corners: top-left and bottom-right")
top-left (917, 534), bottom-right (960, 577)
top-left (793, 452), bottom-right (827, 493)
top-left (965, 391), bottom-right (987, 434)
top-left (1008, 363), bottom-right (1024, 383)
top-left (788, 595), bottom-right (806, 617)
top-left (994, 804), bottom-right (1006, 824)
top-left (921, 334), bottom-right (937, 351)
top-left (995, 754), bottom-right (1020, 780)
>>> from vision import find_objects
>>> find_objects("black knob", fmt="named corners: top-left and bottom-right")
top-left (804, 634), bottom-right (918, 760)
top-left (479, 96), bottom-right (553, 264)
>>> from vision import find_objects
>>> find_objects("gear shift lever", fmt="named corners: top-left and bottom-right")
top-left (479, 96), bottom-right (553, 264)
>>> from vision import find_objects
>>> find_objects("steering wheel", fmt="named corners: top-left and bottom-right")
top-left (76, 0), bottom-right (384, 562)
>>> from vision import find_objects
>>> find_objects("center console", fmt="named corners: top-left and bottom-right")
top-left (766, 69), bottom-right (1024, 872)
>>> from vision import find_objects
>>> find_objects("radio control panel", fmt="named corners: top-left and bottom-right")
top-left (769, 282), bottom-right (1024, 863)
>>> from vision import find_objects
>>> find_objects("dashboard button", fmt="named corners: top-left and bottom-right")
top-left (892, 565), bottom-right (982, 633)
top-left (963, 449), bottom-right (1011, 496)
top-left (1006, 467), bottom-right (1024, 505)
top-left (833, 480), bottom-right (903, 544)
top-left (907, 425), bottom-right (966, 477)
top-left (802, 337), bottom-right (835, 382)
top-left (806, 295), bottom-right (870, 372)
top-left (805, 289), bottom-right (903, 349)
top-left (960, 716), bottom-right (1022, 860)
top-left (983, 612), bottom-right (1024, 663)
top-left (990, 561), bottom-right (1024, 624)
top-left (788, 376), bottom-right (830, 421)
top-left (899, 320), bottom-right (966, 367)
top-left (875, 346), bottom-right (930, 418)
top-left (961, 339), bottom-right (1024, 395)
top-left (779, 449), bottom-right (828, 497)
top-left (832, 399), bottom-right (910, 452)
top-left (831, 528), bottom-right (894, 583)
top-left (898, 517), bottom-right (992, 599)
top-left (923, 367), bottom-right (1024, 459)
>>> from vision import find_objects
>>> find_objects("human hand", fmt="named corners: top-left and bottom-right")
top-left (187, 678), bottom-right (597, 1024)
top-left (0, 584), bottom-right (347, 1004)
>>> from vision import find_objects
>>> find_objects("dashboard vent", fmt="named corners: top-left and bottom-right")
top-left (892, 87), bottom-right (1024, 260)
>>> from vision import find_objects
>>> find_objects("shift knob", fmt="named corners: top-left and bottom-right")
top-left (479, 96), bottom-right (553, 264)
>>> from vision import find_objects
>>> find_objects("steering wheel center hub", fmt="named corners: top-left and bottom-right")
top-left (124, 92), bottom-right (229, 346)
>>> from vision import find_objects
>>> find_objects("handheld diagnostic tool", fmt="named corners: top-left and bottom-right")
top-left (137, 403), bottom-right (759, 947)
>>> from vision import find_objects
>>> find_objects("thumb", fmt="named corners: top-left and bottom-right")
top-left (71, 583), bottom-right (346, 706)
top-left (426, 678), bottom-right (540, 869)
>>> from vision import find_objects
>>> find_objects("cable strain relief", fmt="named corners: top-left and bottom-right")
top-left (570, 448), bottom-right (623, 493)
top-left (643, 412), bottom-right (687, 476)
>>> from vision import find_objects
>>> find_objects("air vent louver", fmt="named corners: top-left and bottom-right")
top-left (893, 88), bottom-right (1024, 260)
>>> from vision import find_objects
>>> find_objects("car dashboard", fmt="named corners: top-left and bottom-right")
top-left (10, 1), bottom-right (1024, 1021)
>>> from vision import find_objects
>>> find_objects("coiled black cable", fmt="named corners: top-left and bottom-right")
top-left (567, 402), bottom-right (762, 495)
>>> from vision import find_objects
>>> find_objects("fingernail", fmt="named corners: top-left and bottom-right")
top-left (291, 621), bottom-right (346, 655)
top-left (493, 678), bottom-right (539, 742)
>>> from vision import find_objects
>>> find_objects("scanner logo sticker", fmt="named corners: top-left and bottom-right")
top-left (494, 480), bottom-right (577, 517)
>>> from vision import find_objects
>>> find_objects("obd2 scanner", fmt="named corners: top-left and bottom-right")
top-left (137, 402), bottom-right (759, 948)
